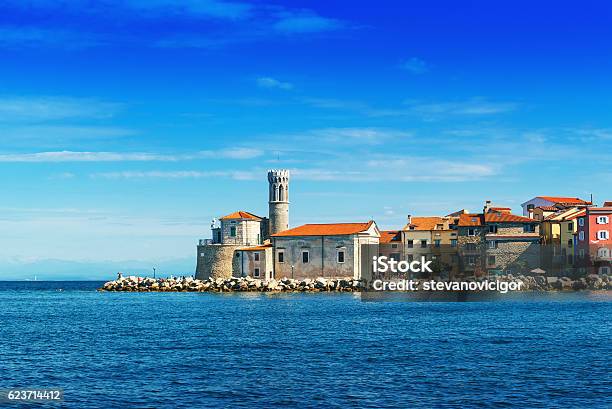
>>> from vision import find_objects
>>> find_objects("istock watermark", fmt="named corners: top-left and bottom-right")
top-left (373, 255), bottom-right (433, 274)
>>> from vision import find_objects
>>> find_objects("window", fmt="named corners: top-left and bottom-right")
top-left (597, 248), bottom-right (610, 259)
top-left (598, 230), bottom-right (609, 240)
top-left (254, 252), bottom-right (260, 262)
top-left (599, 266), bottom-right (610, 275)
top-left (579, 249), bottom-right (585, 257)
top-left (567, 239), bottom-right (573, 247)
top-left (254, 268), bottom-right (260, 277)
top-left (407, 254), bottom-right (414, 262)
top-left (391, 244), bottom-right (398, 249)
top-left (390, 253), bottom-right (401, 261)
top-left (488, 225), bottom-right (498, 233)
top-left (466, 243), bottom-right (476, 251)
top-left (466, 256), bottom-right (476, 265)
top-left (488, 255), bottom-right (496, 265)
top-left (420, 240), bottom-right (427, 248)
top-left (597, 216), bottom-right (609, 224)
top-left (468, 228), bottom-right (476, 236)
top-left (568, 222), bottom-right (573, 231)
top-left (407, 240), bottom-right (414, 248)
top-left (523, 224), bottom-right (536, 233)
top-left (579, 231), bottom-right (585, 241)
top-left (302, 250), bottom-right (309, 263)
top-left (451, 239), bottom-right (457, 247)
top-left (434, 240), bottom-right (441, 248)
top-left (578, 217), bottom-right (585, 226)
top-left (277, 251), bottom-right (284, 263)
top-left (230, 226), bottom-right (236, 237)
top-left (527, 204), bottom-right (535, 211)
top-left (337, 250), bottom-right (345, 263)
top-left (488, 241), bottom-right (497, 249)
top-left (200, 252), bottom-right (204, 257)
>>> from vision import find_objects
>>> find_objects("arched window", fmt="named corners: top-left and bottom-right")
top-left (279, 185), bottom-right (284, 202)
top-left (274, 185), bottom-right (279, 201)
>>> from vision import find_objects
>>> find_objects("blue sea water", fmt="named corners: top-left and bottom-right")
top-left (0, 282), bottom-right (610, 408)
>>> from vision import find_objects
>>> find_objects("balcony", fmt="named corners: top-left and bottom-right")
top-left (199, 239), bottom-right (213, 245)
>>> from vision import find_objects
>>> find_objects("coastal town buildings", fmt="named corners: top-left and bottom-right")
top-left (521, 196), bottom-right (591, 218)
top-left (196, 169), bottom-right (609, 281)
top-left (576, 205), bottom-right (612, 275)
top-left (457, 201), bottom-right (540, 276)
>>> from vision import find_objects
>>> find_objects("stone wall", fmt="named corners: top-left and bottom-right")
top-left (487, 240), bottom-right (540, 273)
top-left (196, 244), bottom-right (242, 280)
top-left (269, 202), bottom-right (289, 235)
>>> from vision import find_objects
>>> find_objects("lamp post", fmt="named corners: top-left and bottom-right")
top-left (153, 267), bottom-right (156, 279)
top-left (291, 265), bottom-right (294, 279)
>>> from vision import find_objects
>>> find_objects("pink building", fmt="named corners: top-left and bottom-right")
top-left (576, 205), bottom-right (612, 275)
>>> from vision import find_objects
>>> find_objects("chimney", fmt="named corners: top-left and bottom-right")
top-left (483, 200), bottom-right (492, 214)
top-left (406, 214), bottom-right (412, 225)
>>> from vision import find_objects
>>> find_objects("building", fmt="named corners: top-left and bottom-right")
top-left (378, 230), bottom-right (402, 261)
top-left (401, 215), bottom-right (459, 278)
top-left (457, 201), bottom-right (540, 276)
top-left (539, 207), bottom-right (585, 273)
top-left (270, 221), bottom-right (380, 280)
top-left (576, 205), bottom-right (612, 275)
top-left (521, 196), bottom-right (591, 217)
top-left (195, 170), bottom-right (290, 280)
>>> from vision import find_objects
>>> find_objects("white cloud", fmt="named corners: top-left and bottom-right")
top-left (273, 11), bottom-right (344, 33)
top-left (0, 148), bottom-right (263, 162)
top-left (0, 96), bottom-right (121, 122)
top-left (401, 57), bottom-right (428, 74)
top-left (407, 98), bottom-right (518, 117)
top-left (90, 170), bottom-right (258, 180)
top-left (256, 77), bottom-right (294, 90)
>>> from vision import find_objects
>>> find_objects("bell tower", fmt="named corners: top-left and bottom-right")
top-left (268, 169), bottom-right (290, 235)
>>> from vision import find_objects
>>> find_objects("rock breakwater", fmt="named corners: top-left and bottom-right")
top-left (99, 273), bottom-right (611, 292)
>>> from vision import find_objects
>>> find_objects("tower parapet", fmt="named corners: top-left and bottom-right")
top-left (268, 169), bottom-right (290, 234)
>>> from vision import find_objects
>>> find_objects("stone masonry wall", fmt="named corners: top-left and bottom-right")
top-left (196, 244), bottom-right (242, 280)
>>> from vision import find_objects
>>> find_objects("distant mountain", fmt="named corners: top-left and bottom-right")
top-left (0, 257), bottom-right (195, 281)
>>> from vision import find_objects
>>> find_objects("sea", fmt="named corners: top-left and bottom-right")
top-left (0, 281), bottom-right (610, 408)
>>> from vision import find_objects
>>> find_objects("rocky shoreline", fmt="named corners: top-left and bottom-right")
top-left (99, 274), bottom-right (611, 292)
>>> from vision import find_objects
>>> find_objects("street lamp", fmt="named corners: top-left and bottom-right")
top-left (153, 267), bottom-right (156, 279)
top-left (291, 265), bottom-right (294, 279)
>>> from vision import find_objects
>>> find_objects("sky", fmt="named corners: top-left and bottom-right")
top-left (0, 0), bottom-right (611, 279)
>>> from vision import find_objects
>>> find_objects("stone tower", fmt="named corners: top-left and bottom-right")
top-left (268, 169), bottom-right (290, 235)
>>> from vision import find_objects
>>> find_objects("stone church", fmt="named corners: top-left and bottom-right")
top-left (195, 170), bottom-right (380, 281)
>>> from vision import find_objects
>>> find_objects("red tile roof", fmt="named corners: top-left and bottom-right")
top-left (458, 214), bottom-right (483, 226)
top-left (238, 244), bottom-right (273, 251)
top-left (537, 196), bottom-right (590, 205)
top-left (604, 201), bottom-right (612, 207)
top-left (536, 206), bottom-right (559, 211)
top-left (272, 221), bottom-right (375, 237)
top-left (403, 216), bottom-right (447, 231)
top-left (484, 213), bottom-right (537, 223)
top-left (380, 230), bottom-right (402, 243)
top-left (220, 211), bottom-right (262, 221)
top-left (458, 212), bottom-right (537, 226)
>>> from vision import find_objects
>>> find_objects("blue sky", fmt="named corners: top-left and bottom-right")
top-left (0, 0), bottom-right (611, 279)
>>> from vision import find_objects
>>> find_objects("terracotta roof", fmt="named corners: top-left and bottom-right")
top-left (271, 221), bottom-right (375, 237)
top-left (604, 201), bottom-right (612, 207)
top-left (402, 216), bottom-right (447, 231)
top-left (238, 244), bottom-right (272, 251)
top-left (457, 214), bottom-right (484, 227)
top-left (459, 212), bottom-right (537, 226)
top-left (484, 213), bottom-right (537, 223)
top-left (219, 211), bottom-right (262, 221)
top-left (380, 230), bottom-right (402, 244)
top-left (565, 210), bottom-right (586, 220)
top-left (537, 196), bottom-right (590, 205)
top-left (536, 206), bottom-right (559, 212)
